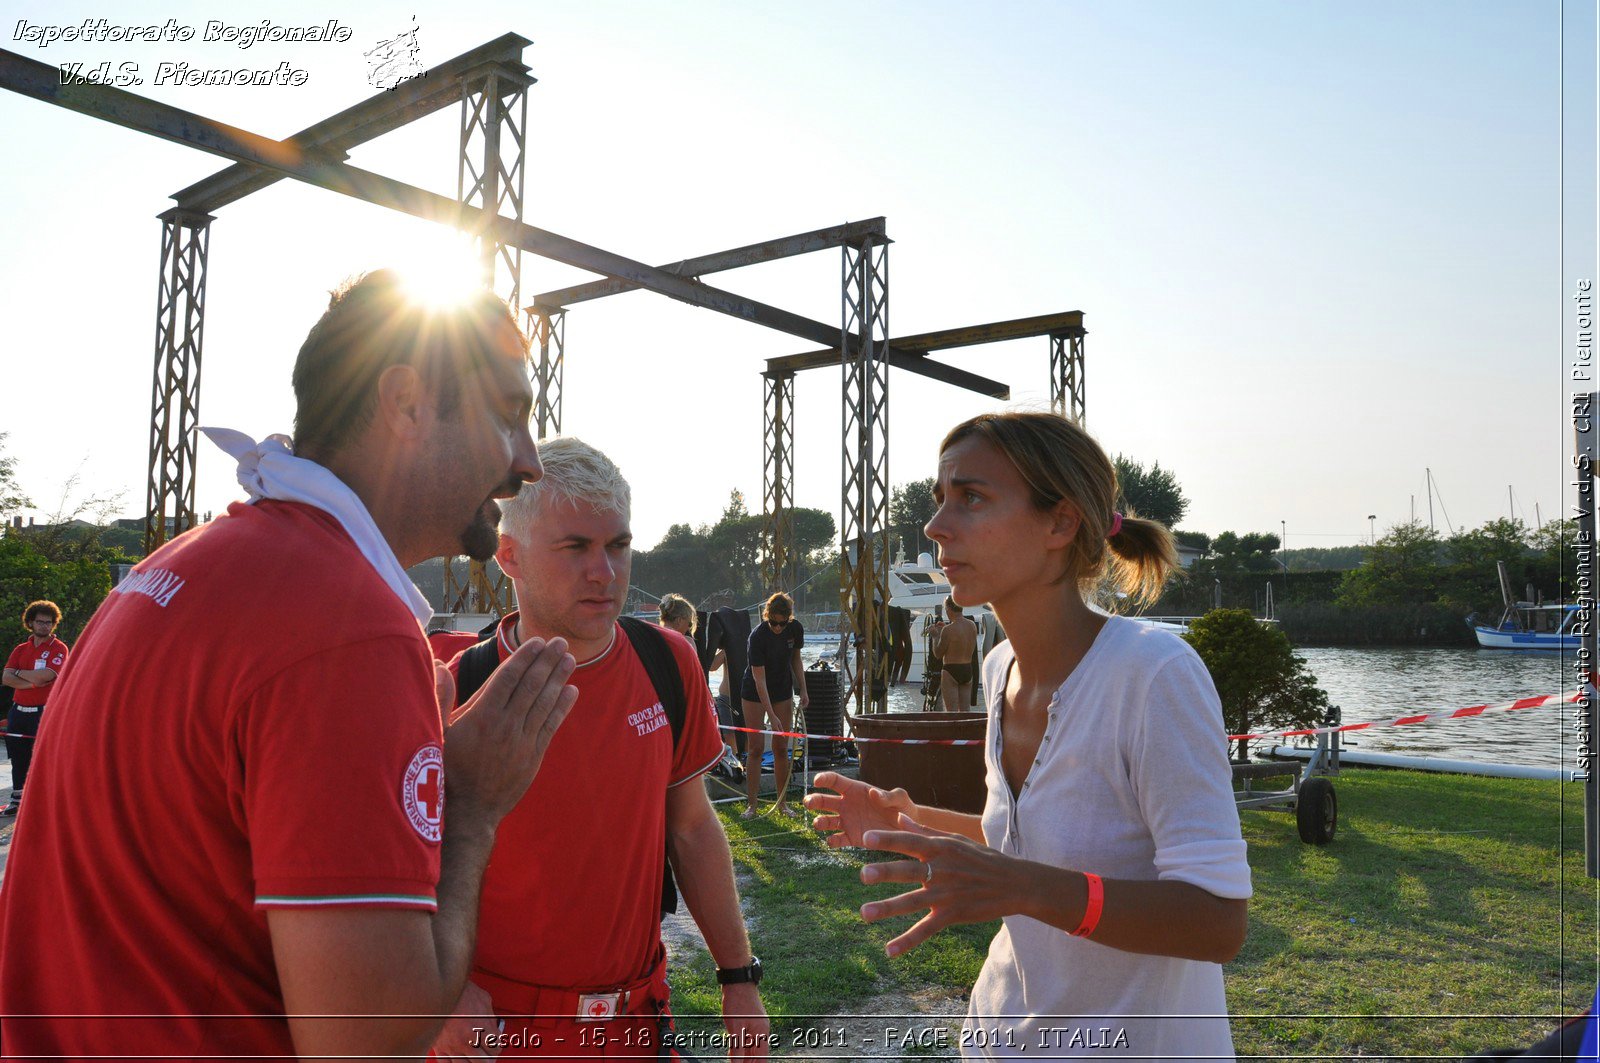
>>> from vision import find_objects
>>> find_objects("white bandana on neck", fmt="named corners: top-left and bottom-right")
top-left (201, 427), bottom-right (433, 627)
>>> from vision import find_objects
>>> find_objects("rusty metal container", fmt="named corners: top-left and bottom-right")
top-left (851, 711), bottom-right (988, 814)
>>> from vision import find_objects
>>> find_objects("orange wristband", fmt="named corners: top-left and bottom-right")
top-left (1070, 872), bottom-right (1103, 938)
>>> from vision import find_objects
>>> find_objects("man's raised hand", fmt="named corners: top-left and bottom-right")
top-left (444, 637), bottom-right (578, 824)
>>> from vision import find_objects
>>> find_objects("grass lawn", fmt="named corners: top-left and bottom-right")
top-left (667, 770), bottom-right (1598, 1060)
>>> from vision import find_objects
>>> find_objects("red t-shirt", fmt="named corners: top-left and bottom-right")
top-left (5, 635), bottom-right (68, 707)
top-left (450, 615), bottom-right (722, 992)
top-left (427, 628), bottom-right (482, 662)
top-left (0, 500), bottom-right (443, 1058)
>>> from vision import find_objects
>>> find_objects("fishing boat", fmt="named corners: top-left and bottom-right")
top-left (1471, 602), bottom-right (1583, 650)
top-left (1471, 561), bottom-right (1583, 650)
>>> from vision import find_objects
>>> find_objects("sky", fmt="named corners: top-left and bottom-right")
top-left (0, 0), bottom-right (1594, 556)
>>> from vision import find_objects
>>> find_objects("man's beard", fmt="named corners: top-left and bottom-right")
top-left (460, 517), bottom-right (500, 561)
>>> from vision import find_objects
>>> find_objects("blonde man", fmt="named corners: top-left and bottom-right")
top-left (434, 437), bottom-right (769, 1060)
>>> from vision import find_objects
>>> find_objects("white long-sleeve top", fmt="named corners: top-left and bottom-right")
top-left (964, 616), bottom-right (1252, 1061)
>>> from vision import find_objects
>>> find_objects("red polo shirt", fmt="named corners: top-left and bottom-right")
top-left (0, 499), bottom-right (443, 1058)
top-left (449, 614), bottom-right (722, 994)
top-left (5, 634), bottom-right (67, 707)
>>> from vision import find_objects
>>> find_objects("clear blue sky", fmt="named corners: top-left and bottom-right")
top-left (1, 1), bottom-right (1590, 551)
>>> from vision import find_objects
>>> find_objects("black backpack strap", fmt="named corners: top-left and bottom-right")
top-left (617, 616), bottom-right (688, 917)
top-left (453, 638), bottom-right (501, 706)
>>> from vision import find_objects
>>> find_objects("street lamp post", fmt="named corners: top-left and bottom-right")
top-left (1368, 514), bottom-right (1376, 545)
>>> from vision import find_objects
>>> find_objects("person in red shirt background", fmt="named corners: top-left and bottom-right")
top-left (1, 599), bottom-right (68, 816)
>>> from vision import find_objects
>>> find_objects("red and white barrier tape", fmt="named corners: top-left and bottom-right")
top-left (717, 691), bottom-right (1586, 747)
top-left (1228, 691), bottom-right (1583, 743)
top-left (719, 724), bottom-right (982, 746)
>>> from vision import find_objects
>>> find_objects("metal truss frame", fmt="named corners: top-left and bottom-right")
top-left (530, 307), bottom-right (565, 440)
top-left (761, 372), bottom-right (796, 594)
top-left (458, 60), bottom-right (531, 309)
top-left (1050, 327), bottom-right (1088, 425)
top-left (450, 58), bottom-right (534, 616)
top-left (0, 40), bottom-right (1081, 659)
top-left (146, 208), bottom-right (212, 551)
top-left (839, 237), bottom-right (892, 713)
top-left (140, 36), bottom-right (534, 552)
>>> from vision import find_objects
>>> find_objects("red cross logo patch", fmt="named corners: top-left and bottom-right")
top-left (401, 744), bottom-right (445, 843)
top-left (578, 993), bottom-right (620, 1021)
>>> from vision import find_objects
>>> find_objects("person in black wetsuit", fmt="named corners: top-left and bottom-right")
top-left (740, 592), bottom-right (808, 818)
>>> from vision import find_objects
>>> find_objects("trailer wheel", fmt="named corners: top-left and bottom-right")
top-left (1296, 777), bottom-right (1337, 845)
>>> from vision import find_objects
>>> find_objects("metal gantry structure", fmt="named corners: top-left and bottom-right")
top-left (1, 34), bottom-right (1088, 715)
top-left (146, 207), bottom-right (212, 550)
top-left (838, 235), bottom-right (893, 710)
top-left (446, 54), bottom-right (534, 616)
top-left (762, 310), bottom-right (1086, 710)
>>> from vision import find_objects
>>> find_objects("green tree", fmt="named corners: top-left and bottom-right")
top-left (0, 533), bottom-right (113, 644)
top-left (791, 507), bottom-right (836, 564)
top-left (1281, 545), bottom-right (1368, 572)
top-left (1336, 521), bottom-right (1443, 607)
top-left (1445, 518), bottom-right (1531, 571)
top-left (1190, 531), bottom-right (1281, 578)
top-left (1183, 608), bottom-right (1330, 759)
top-left (1114, 456), bottom-right (1188, 528)
top-left (890, 478), bottom-right (935, 530)
top-left (0, 433), bottom-right (31, 519)
top-left (1173, 530), bottom-right (1211, 554)
top-left (1530, 518), bottom-right (1576, 562)
top-left (696, 490), bottom-right (760, 604)
top-left (889, 477), bottom-right (936, 557)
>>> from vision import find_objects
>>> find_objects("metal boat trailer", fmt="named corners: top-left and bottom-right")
top-left (1232, 706), bottom-right (1342, 845)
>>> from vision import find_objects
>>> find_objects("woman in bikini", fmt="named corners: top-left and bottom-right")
top-left (806, 411), bottom-right (1250, 1061)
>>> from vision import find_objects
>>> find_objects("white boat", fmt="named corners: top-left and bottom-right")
top-left (1471, 602), bottom-right (1583, 650)
top-left (882, 552), bottom-right (1194, 684)
top-left (1470, 561), bottom-right (1583, 650)
top-left (884, 551), bottom-right (1002, 685)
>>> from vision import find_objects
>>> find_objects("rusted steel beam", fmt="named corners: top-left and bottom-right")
top-left (766, 310), bottom-right (1085, 375)
top-left (172, 34), bottom-right (533, 213)
top-left (888, 311), bottom-right (1085, 352)
top-left (531, 218), bottom-right (889, 309)
top-left (0, 48), bottom-right (873, 353)
top-left (765, 345), bottom-right (1009, 397)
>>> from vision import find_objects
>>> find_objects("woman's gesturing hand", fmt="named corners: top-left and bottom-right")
top-left (859, 814), bottom-right (1032, 957)
top-left (803, 771), bottom-right (915, 849)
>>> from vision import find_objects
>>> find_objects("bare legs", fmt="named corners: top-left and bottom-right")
top-left (742, 697), bottom-right (796, 815)
top-left (939, 674), bottom-right (973, 712)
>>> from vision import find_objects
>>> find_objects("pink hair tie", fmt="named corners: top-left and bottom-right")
top-left (1107, 512), bottom-right (1123, 538)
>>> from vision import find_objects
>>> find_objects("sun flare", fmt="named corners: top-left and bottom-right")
top-left (394, 229), bottom-right (485, 310)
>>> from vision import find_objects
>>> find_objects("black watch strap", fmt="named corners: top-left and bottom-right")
top-left (715, 955), bottom-right (762, 985)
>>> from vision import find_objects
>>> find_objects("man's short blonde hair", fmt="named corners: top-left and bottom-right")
top-left (499, 436), bottom-right (631, 543)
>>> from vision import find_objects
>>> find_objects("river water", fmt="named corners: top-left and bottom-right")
top-left (799, 643), bottom-right (1587, 772)
top-left (1294, 646), bottom-right (1581, 771)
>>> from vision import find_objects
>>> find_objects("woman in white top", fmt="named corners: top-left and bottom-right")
top-left (806, 411), bottom-right (1251, 1061)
